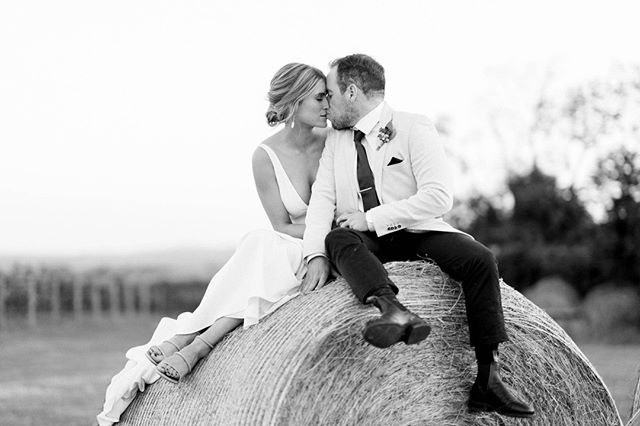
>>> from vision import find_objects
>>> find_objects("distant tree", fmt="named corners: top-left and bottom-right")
top-left (559, 67), bottom-right (640, 288)
top-left (558, 65), bottom-right (640, 220)
top-left (509, 167), bottom-right (594, 245)
top-left (593, 147), bottom-right (640, 285)
top-left (462, 194), bottom-right (507, 245)
top-left (466, 167), bottom-right (596, 293)
top-left (479, 64), bottom-right (640, 211)
top-left (461, 64), bottom-right (640, 293)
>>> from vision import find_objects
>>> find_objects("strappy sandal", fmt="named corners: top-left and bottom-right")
top-left (145, 338), bottom-right (182, 366)
top-left (156, 336), bottom-right (215, 384)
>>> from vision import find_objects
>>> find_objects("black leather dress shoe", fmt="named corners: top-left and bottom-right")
top-left (468, 359), bottom-right (535, 418)
top-left (362, 295), bottom-right (431, 348)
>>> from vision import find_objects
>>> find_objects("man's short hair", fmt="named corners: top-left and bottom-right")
top-left (330, 54), bottom-right (385, 96)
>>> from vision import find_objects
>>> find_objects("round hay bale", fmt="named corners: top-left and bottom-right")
top-left (631, 369), bottom-right (640, 423)
top-left (582, 285), bottom-right (640, 341)
top-left (119, 261), bottom-right (622, 426)
top-left (523, 276), bottom-right (588, 340)
top-left (523, 276), bottom-right (579, 314)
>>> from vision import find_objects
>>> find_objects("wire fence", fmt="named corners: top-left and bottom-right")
top-left (0, 264), bottom-right (207, 329)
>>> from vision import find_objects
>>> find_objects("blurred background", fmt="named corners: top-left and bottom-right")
top-left (1, 1), bottom-right (638, 425)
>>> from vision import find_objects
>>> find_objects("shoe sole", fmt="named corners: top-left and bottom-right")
top-left (363, 322), bottom-right (431, 348)
top-left (403, 322), bottom-right (431, 345)
top-left (156, 368), bottom-right (180, 384)
top-left (468, 400), bottom-right (534, 418)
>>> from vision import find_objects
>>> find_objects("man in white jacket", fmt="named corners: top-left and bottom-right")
top-left (302, 54), bottom-right (533, 418)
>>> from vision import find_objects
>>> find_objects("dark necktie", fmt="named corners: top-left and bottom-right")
top-left (354, 130), bottom-right (380, 212)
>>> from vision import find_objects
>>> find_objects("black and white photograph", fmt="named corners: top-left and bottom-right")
top-left (1, 1), bottom-right (639, 425)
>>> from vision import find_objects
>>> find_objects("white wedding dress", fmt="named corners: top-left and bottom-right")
top-left (97, 144), bottom-right (308, 426)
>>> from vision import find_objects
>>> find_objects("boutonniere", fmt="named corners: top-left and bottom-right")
top-left (376, 119), bottom-right (396, 150)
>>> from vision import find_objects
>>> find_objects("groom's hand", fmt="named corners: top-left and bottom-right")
top-left (302, 257), bottom-right (330, 294)
top-left (337, 211), bottom-right (369, 232)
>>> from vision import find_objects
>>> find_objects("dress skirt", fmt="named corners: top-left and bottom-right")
top-left (97, 229), bottom-right (305, 425)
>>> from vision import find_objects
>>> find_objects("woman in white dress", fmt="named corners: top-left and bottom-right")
top-left (97, 62), bottom-right (328, 425)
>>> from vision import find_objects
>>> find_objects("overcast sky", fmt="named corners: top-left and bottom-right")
top-left (1, 0), bottom-right (639, 255)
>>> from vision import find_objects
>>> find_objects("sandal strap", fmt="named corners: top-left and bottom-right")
top-left (164, 339), bottom-right (182, 352)
top-left (194, 335), bottom-right (215, 350)
top-left (173, 351), bottom-right (193, 374)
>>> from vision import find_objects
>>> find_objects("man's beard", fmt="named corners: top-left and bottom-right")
top-left (328, 105), bottom-right (357, 130)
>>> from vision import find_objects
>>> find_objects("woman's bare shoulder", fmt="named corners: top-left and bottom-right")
top-left (252, 146), bottom-right (276, 188)
top-left (258, 129), bottom-right (285, 149)
top-left (253, 134), bottom-right (278, 171)
top-left (254, 130), bottom-right (283, 156)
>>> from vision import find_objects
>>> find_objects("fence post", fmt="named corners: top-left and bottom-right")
top-left (138, 275), bottom-right (152, 316)
top-left (108, 274), bottom-right (120, 321)
top-left (26, 268), bottom-right (37, 328)
top-left (0, 273), bottom-right (6, 330)
top-left (50, 271), bottom-right (61, 322)
top-left (90, 276), bottom-right (102, 320)
top-left (123, 274), bottom-right (136, 316)
top-left (73, 275), bottom-right (84, 320)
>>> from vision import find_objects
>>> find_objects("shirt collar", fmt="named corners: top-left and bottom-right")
top-left (354, 101), bottom-right (385, 137)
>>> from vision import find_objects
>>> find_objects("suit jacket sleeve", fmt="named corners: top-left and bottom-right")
top-left (303, 132), bottom-right (337, 257)
top-left (368, 116), bottom-right (454, 236)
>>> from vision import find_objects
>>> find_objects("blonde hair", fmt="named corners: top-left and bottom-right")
top-left (266, 63), bottom-right (325, 127)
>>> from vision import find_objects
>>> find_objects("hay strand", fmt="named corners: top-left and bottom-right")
top-left (631, 367), bottom-right (640, 422)
top-left (119, 261), bottom-right (622, 425)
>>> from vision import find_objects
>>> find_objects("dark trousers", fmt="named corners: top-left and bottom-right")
top-left (325, 228), bottom-right (508, 347)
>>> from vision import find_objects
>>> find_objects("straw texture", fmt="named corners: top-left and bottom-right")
top-left (631, 369), bottom-right (640, 424)
top-left (120, 261), bottom-right (622, 425)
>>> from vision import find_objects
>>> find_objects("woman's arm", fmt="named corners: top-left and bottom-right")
top-left (252, 147), bottom-right (305, 238)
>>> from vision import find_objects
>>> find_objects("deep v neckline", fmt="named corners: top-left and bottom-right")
top-left (259, 144), bottom-right (308, 207)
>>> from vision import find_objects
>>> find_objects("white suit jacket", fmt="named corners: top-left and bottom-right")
top-left (303, 102), bottom-right (466, 258)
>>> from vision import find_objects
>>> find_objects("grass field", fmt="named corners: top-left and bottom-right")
top-left (0, 317), bottom-right (638, 426)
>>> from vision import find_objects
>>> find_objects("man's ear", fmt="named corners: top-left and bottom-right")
top-left (346, 83), bottom-right (358, 102)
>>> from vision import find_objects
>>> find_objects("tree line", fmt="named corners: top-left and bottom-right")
top-left (452, 65), bottom-right (640, 295)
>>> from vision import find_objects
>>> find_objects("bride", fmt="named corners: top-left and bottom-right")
top-left (97, 62), bottom-right (329, 425)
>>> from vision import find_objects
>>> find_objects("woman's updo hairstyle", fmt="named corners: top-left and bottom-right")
top-left (266, 63), bottom-right (325, 127)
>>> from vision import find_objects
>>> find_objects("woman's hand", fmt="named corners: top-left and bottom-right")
top-left (301, 256), bottom-right (330, 294)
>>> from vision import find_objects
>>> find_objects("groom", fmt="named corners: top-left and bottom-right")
top-left (301, 54), bottom-right (534, 418)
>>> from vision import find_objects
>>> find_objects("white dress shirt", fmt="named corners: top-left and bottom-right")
top-left (353, 101), bottom-right (386, 231)
top-left (306, 102), bottom-right (386, 261)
